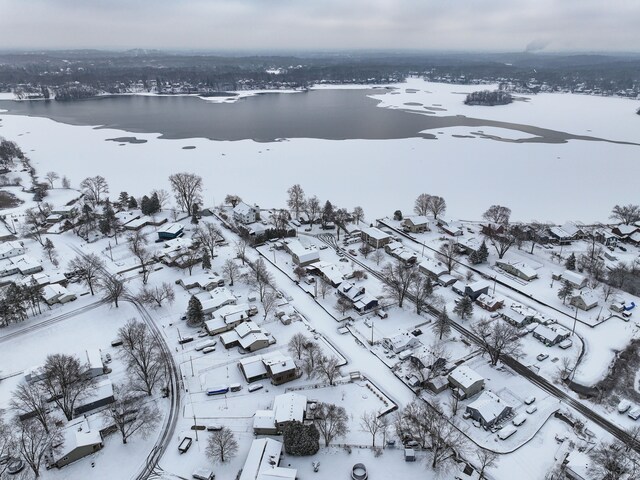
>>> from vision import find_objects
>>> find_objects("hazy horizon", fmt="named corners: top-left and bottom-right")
top-left (1, 0), bottom-right (639, 53)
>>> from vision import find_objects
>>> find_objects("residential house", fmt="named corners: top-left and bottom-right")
top-left (570, 290), bottom-right (599, 311)
top-left (307, 261), bottom-right (349, 287)
top-left (451, 280), bottom-right (467, 296)
top-left (85, 350), bottom-right (105, 378)
top-left (220, 320), bottom-right (271, 352)
top-left (233, 202), bottom-right (260, 225)
top-left (409, 345), bottom-right (448, 371)
top-left (402, 216), bottom-right (432, 233)
top-left (157, 222), bottom-right (184, 240)
top-left (177, 273), bottom-right (224, 291)
top-left (532, 324), bottom-right (571, 346)
top-left (337, 281), bottom-right (378, 312)
top-left (239, 438), bottom-right (296, 480)
top-left (475, 294), bottom-right (504, 312)
top-left (285, 240), bottom-right (320, 266)
top-left (382, 332), bottom-right (420, 354)
top-left (41, 284), bottom-right (77, 305)
top-left (73, 378), bottom-right (115, 417)
top-left (18, 271), bottom-right (67, 288)
top-left (361, 227), bottom-right (392, 249)
top-left (456, 237), bottom-right (483, 255)
top-left (387, 245), bottom-right (418, 265)
top-left (448, 365), bottom-right (484, 399)
top-left (239, 351), bottom-right (298, 385)
top-left (465, 281), bottom-right (490, 301)
top-left (50, 205), bottom-right (78, 218)
top-left (465, 391), bottom-right (513, 429)
top-left (441, 222), bottom-right (464, 237)
top-left (501, 304), bottom-right (537, 328)
top-left (200, 287), bottom-right (237, 315)
top-left (123, 216), bottom-right (167, 231)
top-left (612, 224), bottom-right (639, 241)
top-left (595, 229), bottom-right (619, 247)
top-left (0, 241), bottom-right (25, 259)
top-left (204, 304), bottom-right (252, 335)
top-left (53, 416), bottom-right (103, 468)
top-left (273, 393), bottom-right (307, 431)
top-left (418, 258), bottom-right (448, 279)
top-left (561, 271), bottom-right (588, 289)
top-left (548, 223), bottom-right (584, 244)
top-left (253, 410), bottom-right (278, 435)
top-left (495, 260), bottom-right (538, 281)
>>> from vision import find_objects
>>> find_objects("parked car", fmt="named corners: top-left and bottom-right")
top-left (104, 353), bottom-right (112, 363)
top-left (618, 400), bottom-right (632, 413)
top-left (178, 437), bottom-right (193, 454)
top-left (192, 468), bottom-right (214, 480)
top-left (628, 407), bottom-right (640, 421)
top-left (206, 424), bottom-right (223, 431)
top-left (202, 346), bottom-right (216, 354)
top-left (619, 245), bottom-right (628, 252)
top-left (512, 415), bottom-right (527, 426)
top-left (248, 383), bottom-right (264, 393)
top-left (536, 353), bottom-right (549, 361)
top-left (524, 396), bottom-right (536, 405)
top-left (526, 405), bottom-right (538, 414)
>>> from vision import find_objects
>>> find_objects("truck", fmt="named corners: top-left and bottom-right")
top-left (497, 425), bottom-right (517, 440)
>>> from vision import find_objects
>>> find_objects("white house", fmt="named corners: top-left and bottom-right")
top-left (448, 365), bottom-right (484, 399)
top-left (285, 240), bottom-right (320, 266)
top-left (570, 289), bottom-right (599, 311)
top-left (0, 241), bottom-right (25, 259)
top-left (233, 202), bottom-right (260, 225)
top-left (239, 438), bottom-right (296, 480)
top-left (53, 416), bottom-right (103, 468)
top-left (382, 332), bottom-right (420, 353)
top-left (201, 287), bottom-right (237, 315)
top-left (561, 270), bottom-right (588, 289)
top-left (42, 284), bottom-right (77, 305)
top-left (465, 391), bottom-right (514, 428)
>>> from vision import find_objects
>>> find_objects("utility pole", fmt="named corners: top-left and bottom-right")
top-left (572, 306), bottom-right (578, 336)
top-left (190, 356), bottom-right (194, 376)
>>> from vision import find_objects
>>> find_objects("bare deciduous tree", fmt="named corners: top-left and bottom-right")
top-left (287, 184), bottom-right (306, 221)
top-left (194, 222), bottom-right (223, 258)
top-left (610, 204), bottom-right (640, 225)
top-left (411, 275), bottom-right (433, 315)
top-left (262, 289), bottom-right (277, 320)
top-left (127, 230), bottom-right (152, 284)
top-left (315, 355), bottom-right (341, 386)
top-left (12, 418), bottom-right (62, 478)
top-left (288, 333), bottom-right (309, 360)
top-left (427, 195), bottom-right (447, 220)
top-left (234, 239), bottom-right (248, 265)
top-left (138, 282), bottom-right (176, 308)
top-left (435, 242), bottom-right (459, 274)
top-left (117, 319), bottom-right (166, 396)
top-left (69, 253), bottom-right (104, 296)
top-left (360, 410), bottom-right (384, 447)
top-left (382, 261), bottom-right (417, 308)
top-left (305, 195), bottom-right (322, 227)
top-left (168, 172), bottom-right (203, 214)
top-left (471, 318), bottom-right (523, 366)
top-left (248, 258), bottom-right (275, 302)
top-left (205, 427), bottom-right (238, 463)
top-left (102, 383), bottom-right (161, 444)
top-left (44, 171), bottom-right (59, 188)
top-left (434, 307), bottom-right (451, 340)
top-left (222, 258), bottom-right (240, 286)
top-left (353, 206), bottom-right (365, 225)
top-left (42, 353), bottom-right (95, 421)
top-left (100, 272), bottom-right (126, 308)
top-left (80, 175), bottom-right (109, 207)
top-left (314, 402), bottom-right (349, 447)
top-left (10, 383), bottom-right (52, 434)
top-left (482, 205), bottom-right (512, 225)
top-left (476, 448), bottom-right (498, 478)
top-left (414, 193), bottom-right (431, 216)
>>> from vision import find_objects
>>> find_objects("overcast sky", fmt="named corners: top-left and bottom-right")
top-left (1, 0), bottom-right (638, 52)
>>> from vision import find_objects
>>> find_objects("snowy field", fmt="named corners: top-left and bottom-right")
top-left (1, 79), bottom-right (639, 223)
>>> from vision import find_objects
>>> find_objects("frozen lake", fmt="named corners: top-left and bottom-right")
top-left (0, 78), bottom-right (639, 223)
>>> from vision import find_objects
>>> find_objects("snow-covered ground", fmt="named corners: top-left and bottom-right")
top-left (1, 79), bottom-right (639, 223)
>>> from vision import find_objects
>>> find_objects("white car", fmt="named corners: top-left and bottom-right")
top-left (526, 405), bottom-right (538, 414)
top-left (618, 400), bottom-right (632, 414)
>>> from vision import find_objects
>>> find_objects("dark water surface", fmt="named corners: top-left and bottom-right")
top-left (0, 89), bottom-right (635, 145)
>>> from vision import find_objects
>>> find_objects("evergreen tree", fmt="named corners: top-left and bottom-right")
top-left (565, 253), bottom-right (576, 271)
top-left (469, 250), bottom-right (481, 265)
top-left (118, 191), bottom-right (130, 209)
top-left (140, 195), bottom-right (151, 215)
top-left (127, 196), bottom-right (138, 209)
top-left (202, 250), bottom-right (211, 270)
top-left (148, 192), bottom-right (161, 214)
top-left (477, 241), bottom-right (489, 263)
top-left (283, 421), bottom-right (320, 456)
top-left (186, 295), bottom-right (204, 327)
top-left (99, 199), bottom-right (118, 237)
top-left (43, 238), bottom-right (57, 264)
top-left (322, 200), bottom-right (334, 226)
top-left (453, 296), bottom-right (474, 319)
top-left (435, 307), bottom-right (451, 340)
top-left (558, 281), bottom-right (574, 305)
